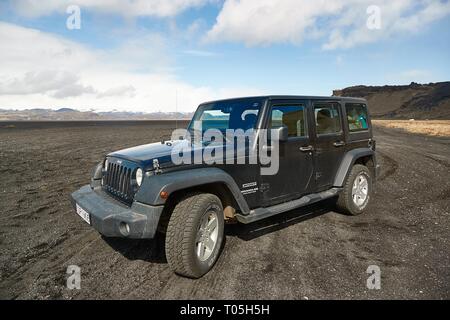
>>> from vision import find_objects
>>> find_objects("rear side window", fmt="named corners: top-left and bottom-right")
top-left (270, 105), bottom-right (307, 137)
top-left (314, 103), bottom-right (342, 135)
top-left (346, 103), bottom-right (369, 132)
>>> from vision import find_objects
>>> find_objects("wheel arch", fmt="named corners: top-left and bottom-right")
top-left (135, 167), bottom-right (250, 218)
top-left (334, 148), bottom-right (376, 187)
top-left (165, 183), bottom-right (240, 221)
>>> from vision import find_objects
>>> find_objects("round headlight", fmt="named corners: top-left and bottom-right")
top-left (136, 168), bottom-right (143, 186)
top-left (104, 158), bottom-right (109, 171)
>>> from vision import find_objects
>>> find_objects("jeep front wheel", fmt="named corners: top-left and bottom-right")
top-left (336, 164), bottom-right (372, 215)
top-left (165, 193), bottom-right (224, 278)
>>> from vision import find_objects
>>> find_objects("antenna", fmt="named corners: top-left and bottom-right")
top-left (175, 89), bottom-right (178, 130)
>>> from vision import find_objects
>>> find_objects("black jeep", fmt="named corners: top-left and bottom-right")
top-left (71, 96), bottom-right (379, 278)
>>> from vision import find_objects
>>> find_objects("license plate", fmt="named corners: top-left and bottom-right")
top-left (76, 204), bottom-right (91, 225)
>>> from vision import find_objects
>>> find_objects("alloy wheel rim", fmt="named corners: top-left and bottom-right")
top-left (195, 210), bottom-right (219, 262)
top-left (352, 174), bottom-right (369, 208)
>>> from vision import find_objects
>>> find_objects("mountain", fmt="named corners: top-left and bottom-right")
top-left (1, 81), bottom-right (449, 120)
top-left (0, 108), bottom-right (193, 121)
top-left (333, 81), bottom-right (450, 119)
top-left (55, 108), bottom-right (77, 112)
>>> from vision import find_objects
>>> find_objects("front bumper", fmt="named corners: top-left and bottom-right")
top-left (70, 185), bottom-right (164, 239)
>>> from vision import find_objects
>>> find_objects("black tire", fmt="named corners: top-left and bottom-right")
top-left (336, 164), bottom-right (372, 216)
top-left (165, 193), bottom-right (224, 278)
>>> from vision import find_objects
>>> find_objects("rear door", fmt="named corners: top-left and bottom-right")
top-left (343, 102), bottom-right (373, 150)
top-left (312, 101), bottom-right (346, 190)
top-left (260, 100), bottom-right (314, 206)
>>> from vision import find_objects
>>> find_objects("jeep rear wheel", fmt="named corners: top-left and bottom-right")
top-left (165, 193), bottom-right (224, 278)
top-left (336, 164), bottom-right (372, 216)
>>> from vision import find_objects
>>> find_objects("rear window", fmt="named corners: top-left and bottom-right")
top-left (346, 103), bottom-right (369, 132)
top-left (314, 103), bottom-right (342, 135)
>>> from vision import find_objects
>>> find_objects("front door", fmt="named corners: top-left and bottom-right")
top-left (312, 101), bottom-right (346, 190)
top-left (261, 100), bottom-right (314, 206)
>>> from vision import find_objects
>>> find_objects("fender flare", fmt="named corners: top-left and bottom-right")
top-left (333, 148), bottom-right (375, 187)
top-left (134, 167), bottom-right (250, 214)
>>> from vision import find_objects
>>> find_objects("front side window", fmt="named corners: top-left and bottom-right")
top-left (346, 103), bottom-right (369, 131)
top-left (314, 103), bottom-right (342, 135)
top-left (270, 105), bottom-right (307, 138)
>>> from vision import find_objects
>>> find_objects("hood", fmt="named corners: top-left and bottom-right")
top-left (108, 137), bottom-right (252, 171)
top-left (108, 140), bottom-right (187, 170)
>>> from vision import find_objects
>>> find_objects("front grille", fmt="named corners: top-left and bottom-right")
top-left (102, 161), bottom-right (136, 205)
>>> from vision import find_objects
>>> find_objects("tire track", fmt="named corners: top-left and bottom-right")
top-left (2, 124), bottom-right (449, 299)
top-left (376, 150), bottom-right (399, 181)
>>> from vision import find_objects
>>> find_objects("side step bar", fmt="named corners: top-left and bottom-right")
top-left (235, 187), bottom-right (341, 224)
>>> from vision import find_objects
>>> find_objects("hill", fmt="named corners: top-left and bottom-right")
top-left (333, 81), bottom-right (450, 119)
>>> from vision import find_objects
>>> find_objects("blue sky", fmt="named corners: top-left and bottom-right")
top-left (0, 0), bottom-right (449, 112)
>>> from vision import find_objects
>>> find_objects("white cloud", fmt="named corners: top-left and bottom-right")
top-left (11, 0), bottom-right (212, 18)
top-left (97, 85), bottom-right (136, 98)
top-left (0, 22), bottom-right (264, 112)
top-left (206, 0), bottom-right (450, 49)
top-left (52, 83), bottom-right (96, 98)
top-left (323, 0), bottom-right (450, 50)
top-left (207, 0), bottom-right (343, 46)
top-left (0, 70), bottom-right (97, 98)
top-left (183, 49), bottom-right (217, 57)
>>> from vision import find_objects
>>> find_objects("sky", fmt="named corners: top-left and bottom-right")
top-left (0, 0), bottom-right (449, 113)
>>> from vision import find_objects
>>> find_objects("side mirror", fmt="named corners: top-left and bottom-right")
top-left (273, 125), bottom-right (288, 142)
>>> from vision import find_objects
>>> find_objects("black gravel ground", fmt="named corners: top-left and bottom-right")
top-left (0, 122), bottom-right (448, 299)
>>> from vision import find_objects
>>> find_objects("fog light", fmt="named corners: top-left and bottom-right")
top-left (119, 222), bottom-right (130, 236)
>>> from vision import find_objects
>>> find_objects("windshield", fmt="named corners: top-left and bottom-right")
top-left (188, 98), bottom-right (263, 132)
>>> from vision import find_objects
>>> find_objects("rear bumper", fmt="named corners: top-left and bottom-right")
top-left (70, 185), bottom-right (164, 239)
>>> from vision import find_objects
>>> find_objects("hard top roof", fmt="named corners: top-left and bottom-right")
top-left (200, 95), bottom-right (367, 105)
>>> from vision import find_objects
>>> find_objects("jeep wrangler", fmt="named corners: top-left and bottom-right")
top-left (71, 96), bottom-right (379, 278)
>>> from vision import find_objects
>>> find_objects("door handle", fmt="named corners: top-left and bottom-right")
top-left (262, 145), bottom-right (273, 151)
top-left (299, 145), bottom-right (313, 152)
top-left (333, 141), bottom-right (345, 147)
